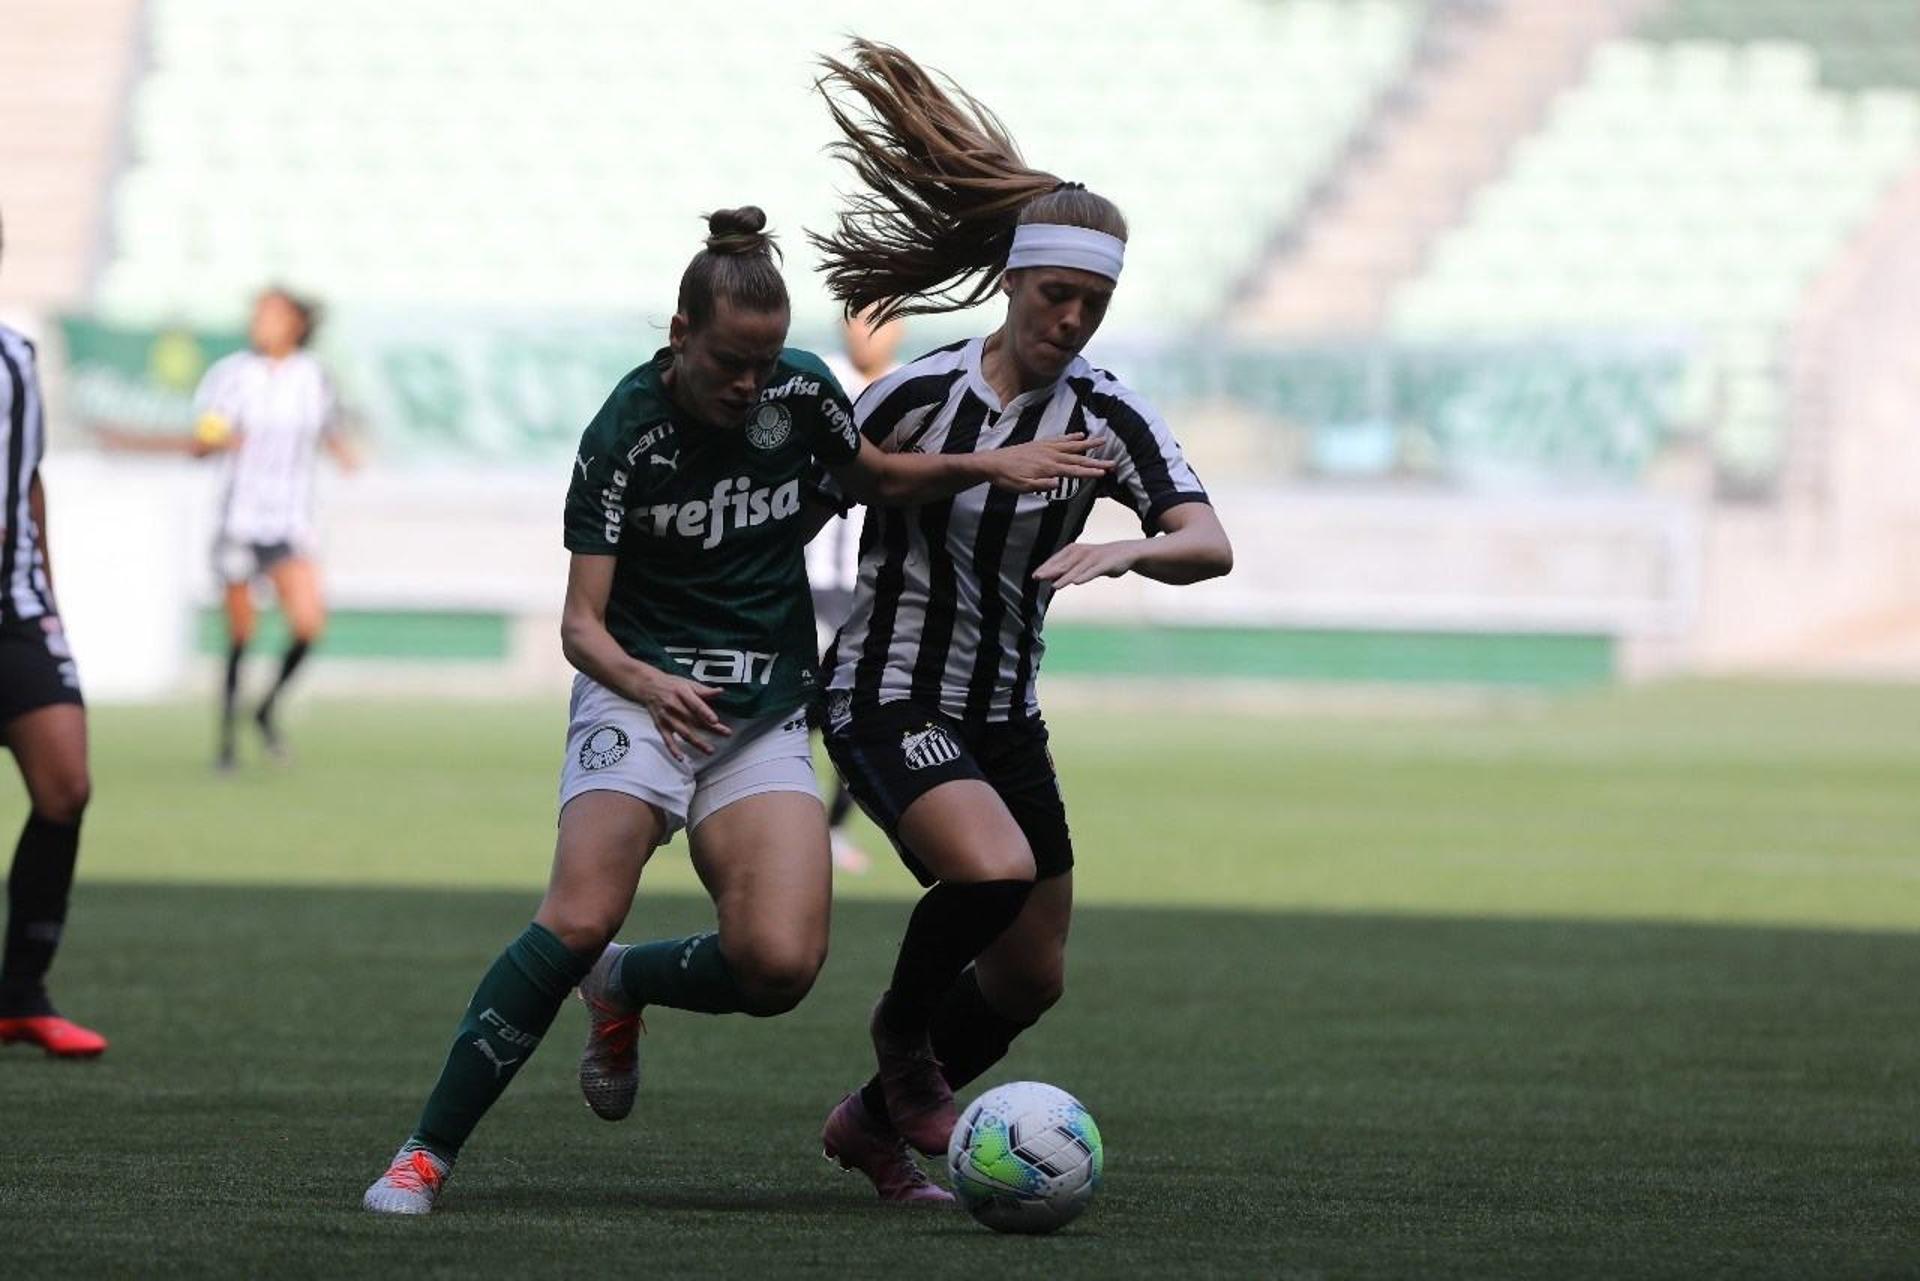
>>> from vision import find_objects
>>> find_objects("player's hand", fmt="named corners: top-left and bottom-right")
top-left (632, 668), bottom-right (732, 761)
top-left (980, 436), bottom-right (1115, 494)
top-left (1032, 540), bottom-right (1141, 588)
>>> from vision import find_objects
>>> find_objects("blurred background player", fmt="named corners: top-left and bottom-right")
top-left (360, 208), bottom-right (1108, 1215)
top-left (807, 41), bottom-right (1233, 1198)
top-left (807, 308), bottom-right (904, 875)
top-left (196, 288), bottom-right (358, 769)
top-left (103, 287), bottom-right (358, 769)
top-left (0, 213), bottom-right (105, 1058)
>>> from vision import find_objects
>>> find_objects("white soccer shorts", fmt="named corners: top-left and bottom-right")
top-left (556, 673), bottom-right (817, 837)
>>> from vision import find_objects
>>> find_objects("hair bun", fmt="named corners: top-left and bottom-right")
top-left (705, 206), bottom-right (775, 255)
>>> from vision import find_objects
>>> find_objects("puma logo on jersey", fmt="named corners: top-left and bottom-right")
top-left (575, 453), bottom-right (595, 480)
top-left (649, 449), bottom-right (679, 473)
top-left (634, 476), bottom-right (802, 549)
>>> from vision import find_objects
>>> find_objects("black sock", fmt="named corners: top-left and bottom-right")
top-left (878, 879), bottom-right (1032, 1039)
top-left (827, 779), bottom-right (856, 829)
top-left (928, 966), bottom-right (1036, 1090)
top-left (220, 641), bottom-right (247, 757)
top-left (1, 814), bottom-right (82, 1016)
top-left (860, 967), bottom-right (1036, 1120)
top-left (258, 639), bottom-right (311, 724)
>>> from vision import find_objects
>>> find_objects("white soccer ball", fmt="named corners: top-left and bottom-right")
top-left (946, 1081), bottom-right (1103, 1234)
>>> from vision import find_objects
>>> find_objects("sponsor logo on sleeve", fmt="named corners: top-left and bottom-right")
top-left (820, 396), bottom-right (858, 453)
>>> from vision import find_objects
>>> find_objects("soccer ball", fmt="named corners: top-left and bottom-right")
top-left (946, 1081), bottom-right (1103, 1234)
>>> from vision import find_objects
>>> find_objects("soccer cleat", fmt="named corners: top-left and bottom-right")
top-left (830, 832), bottom-right (871, 875)
top-left (362, 1144), bottom-right (450, 1215)
top-left (577, 942), bottom-right (644, 1121)
top-left (0, 1015), bottom-right (108, 1058)
top-left (821, 1091), bottom-right (955, 1205)
top-left (869, 999), bottom-right (957, 1156)
top-left (253, 705), bottom-right (290, 763)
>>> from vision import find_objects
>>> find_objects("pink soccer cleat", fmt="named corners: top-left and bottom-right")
top-left (868, 1000), bottom-right (957, 1157)
top-left (0, 1015), bottom-right (107, 1058)
top-left (821, 1091), bottom-right (954, 1205)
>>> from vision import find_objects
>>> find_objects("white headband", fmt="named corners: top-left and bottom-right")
top-left (1004, 222), bottom-right (1126, 282)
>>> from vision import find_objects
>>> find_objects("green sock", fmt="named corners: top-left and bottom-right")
top-left (617, 931), bottom-right (748, 1014)
top-left (410, 922), bottom-right (593, 1160)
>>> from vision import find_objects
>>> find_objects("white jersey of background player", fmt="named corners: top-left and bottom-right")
top-left (809, 312), bottom-right (902, 609)
top-left (809, 311), bottom-right (902, 875)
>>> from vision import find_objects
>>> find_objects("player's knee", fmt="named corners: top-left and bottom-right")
top-left (984, 959), bottom-right (1064, 1024)
top-left (32, 771), bottom-right (91, 826)
top-left (538, 907), bottom-right (621, 958)
top-left (946, 847), bottom-right (1037, 884)
top-left (733, 940), bottom-right (826, 1016)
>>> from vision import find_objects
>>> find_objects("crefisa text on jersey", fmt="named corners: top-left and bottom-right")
top-left (761, 372), bottom-right (858, 452)
top-left (634, 476), bottom-right (803, 549)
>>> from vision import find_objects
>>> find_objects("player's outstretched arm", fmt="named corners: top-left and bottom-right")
top-left (831, 434), bottom-right (1112, 507)
top-left (558, 553), bottom-right (730, 761)
top-left (1033, 502), bottom-right (1233, 589)
top-left (93, 416), bottom-right (240, 458)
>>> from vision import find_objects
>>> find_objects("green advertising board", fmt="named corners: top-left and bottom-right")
top-left (57, 316), bottom-right (248, 429)
top-left (58, 311), bottom-right (1693, 486)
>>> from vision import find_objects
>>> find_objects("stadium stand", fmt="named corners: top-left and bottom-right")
top-left (0, 0), bottom-right (142, 311)
top-left (99, 0), bottom-right (1422, 338)
top-left (1232, 0), bottom-right (1661, 338)
top-left (1386, 17), bottom-right (1920, 490)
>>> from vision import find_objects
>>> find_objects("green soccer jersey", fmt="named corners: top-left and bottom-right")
top-left (563, 347), bottom-right (862, 718)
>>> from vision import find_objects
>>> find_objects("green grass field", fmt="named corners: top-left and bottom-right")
top-left (3, 682), bottom-right (1918, 1278)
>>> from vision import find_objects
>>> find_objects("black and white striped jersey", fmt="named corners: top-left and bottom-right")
top-left (824, 336), bottom-right (1210, 722)
top-left (194, 350), bottom-right (337, 545)
top-left (0, 324), bottom-right (54, 624)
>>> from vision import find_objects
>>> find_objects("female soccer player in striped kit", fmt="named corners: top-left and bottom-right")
top-left (807, 41), bottom-right (1234, 1203)
top-left (0, 220), bottom-right (106, 1058)
top-left (360, 208), bottom-right (1109, 1215)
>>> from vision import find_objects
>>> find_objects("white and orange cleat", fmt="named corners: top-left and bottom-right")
top-left (577, 942), bottom-right (644, 1121)
top-left (831, 832), bottom-right (871, 875)
top-left (822, 1091), bottom-right (955, 1205)
top-left (362, 1144), bottom-right (450, 1215)
top-left (0, 1015), bottom-right (107, 1059)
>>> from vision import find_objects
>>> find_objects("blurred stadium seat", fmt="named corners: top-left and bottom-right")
top-left (1389, 10), bottom-right (1920, 489)
top-left (99, 0), bottom-right (1423, 338)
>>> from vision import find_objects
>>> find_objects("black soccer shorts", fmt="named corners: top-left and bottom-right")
top-left (822, 695), bottom-right (1073, 887)
top-left (0, 615), bottom-right (84, 726)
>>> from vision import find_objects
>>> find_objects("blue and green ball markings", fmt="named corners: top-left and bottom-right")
top-left (950, 1082), bottom-right (1103, 1233)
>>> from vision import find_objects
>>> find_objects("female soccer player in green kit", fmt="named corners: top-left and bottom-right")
top-left (362, 207), bottom-right (1112, 1214)
top-left (804, 44), bottom-right (1234, 1202)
